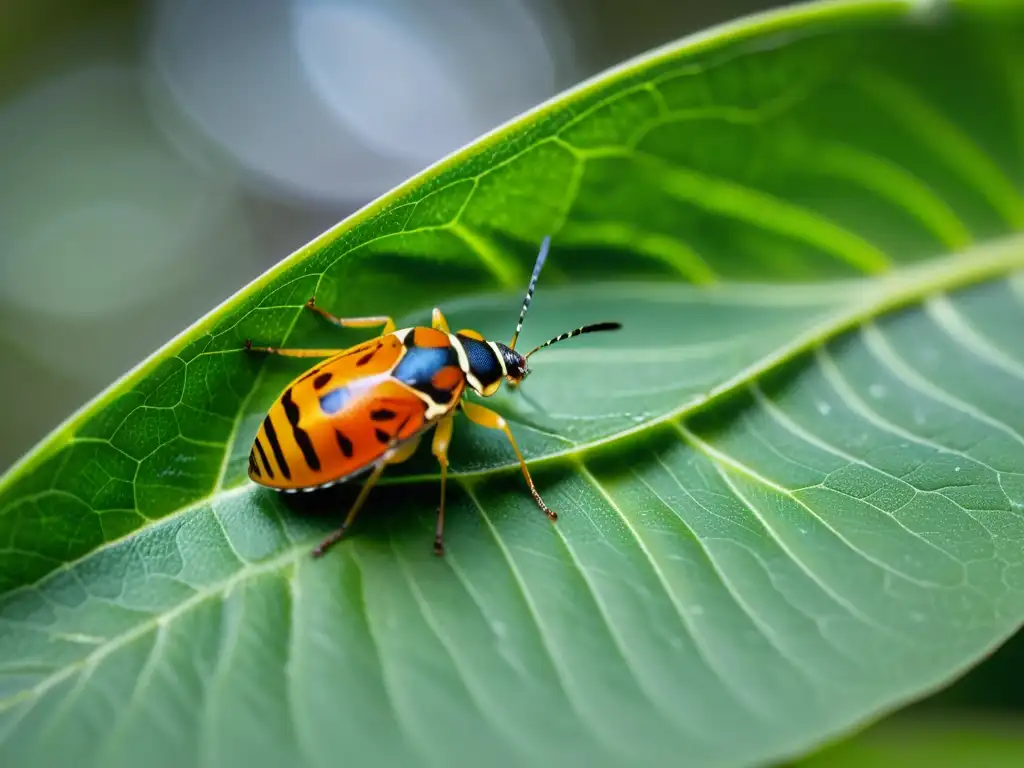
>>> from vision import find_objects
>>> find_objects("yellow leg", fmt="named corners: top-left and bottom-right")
top-left (430, 415), bottom-right (455, 555)
top-left (312, 463), bottom-right (387, 557)
top-left (305, 296), bottom-right (396, 335)
top-left (311, 434), bottom-right (421, 558)
top-left (244, 340), bottom-right (341, 358)
top-left (432, 307), bottom-right (450, 333)
top-left (460, 400), bottom-right (556, 521)
top-left (387, 434), bottom-right (423, 465)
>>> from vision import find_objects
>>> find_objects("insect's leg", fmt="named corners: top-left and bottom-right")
top-left (385, 433), bottom-right (422, 465)
top-left (460, 400), bottom-right (556, 521)
top-left (243, 340), bottom-right (341, 358)
top-left (431, 308), bottom-right (450, 334)
top-left (311, 431), bottom-right (421, 558)
top-left (430, 415), bottom-right (455, 555)
top-left (305, 298), bottom-right (395, 335)
top-left (311, 462), bottom-right (388, 558)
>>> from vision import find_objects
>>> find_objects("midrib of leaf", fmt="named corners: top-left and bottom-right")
top-left (492, 233), bottom-right (1024, 472)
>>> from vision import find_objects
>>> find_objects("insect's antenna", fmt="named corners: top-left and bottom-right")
top-left (509, 235), bottom-right (551, 350)
top-left (524, 322), bottom-right (622, 360)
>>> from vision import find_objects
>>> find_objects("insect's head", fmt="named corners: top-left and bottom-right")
top-left (504, 235), bottom-right (621, 389)
top-left (494, 342), bottom-right (529, 384)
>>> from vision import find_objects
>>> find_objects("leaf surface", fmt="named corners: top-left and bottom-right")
top-left (3, 1), bottom-right (1024, 766)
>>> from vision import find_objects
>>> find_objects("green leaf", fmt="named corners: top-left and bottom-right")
top-left (3, 0), bottom-right (1024, 766)
top-left (797, 715), bottom-right (1024, 767)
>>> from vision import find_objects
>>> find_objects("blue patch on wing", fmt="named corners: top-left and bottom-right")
top-left (319, 387), bottom-right (351, 415)
top-left (393, 346), bottom-right (455, 388)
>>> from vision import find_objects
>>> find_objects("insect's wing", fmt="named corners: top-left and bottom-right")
top-left (249, 334), bottom-right (427, 490)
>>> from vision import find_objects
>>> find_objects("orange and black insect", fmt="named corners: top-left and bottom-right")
top-left (244, 237), bottom-right (621, 557)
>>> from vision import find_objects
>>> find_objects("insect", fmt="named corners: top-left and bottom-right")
top-left (243, 236), bottom-right (621, 557)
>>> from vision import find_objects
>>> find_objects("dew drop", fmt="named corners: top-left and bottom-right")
top-left (816, 401), bottom-right (832, 416)
top-left (955, 466), bottom-right (961, 473)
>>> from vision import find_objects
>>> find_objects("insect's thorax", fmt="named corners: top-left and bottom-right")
top-left (382, 326), bottom-right (464, 416)
top-left (450, 331), bottom-right (509, 396)
top-left (391, 325), bottom-right (522, 400)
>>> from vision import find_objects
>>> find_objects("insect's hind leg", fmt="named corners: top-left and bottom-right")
top-left (243, 340), bottom-right (343, 358)
top-left (310, 434), bottom-right (422, 558)
top-left (305, 297), bottom-right (395, 335)
top-left (460, 400), bottom-right (557, 522)
top-left (311, 463), bottom-right (387, 558)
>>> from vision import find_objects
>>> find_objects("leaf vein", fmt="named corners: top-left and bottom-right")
top-left (676, 421), bottom-right (923, 640)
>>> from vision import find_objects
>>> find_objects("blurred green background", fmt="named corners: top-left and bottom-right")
top-left (1, 0), bottom-right (1021, 762)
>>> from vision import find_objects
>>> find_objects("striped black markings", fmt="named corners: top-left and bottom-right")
top-left (282, 387), bottom-right (321, 472)
top-left (262, 415), bottom-right (291, 480)
top-left (248, 451), bottom-right (261, 477)
top-left (335, 429), bottom-right (354, 458)
top-left (313, 371), bottom-right (333, 390)
top-left (253, 437), bottom-right (273, 479)
top-left (370, 408), bottom-right (396, 421)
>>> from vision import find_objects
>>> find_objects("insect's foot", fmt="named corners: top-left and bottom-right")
top-left (243, 339), bottom-right (252, 351)
top-left (530, 488), bottom-right (557, 521)
top-left (305, 296), bottom-right (317, 309)
top-left (312, 527), bottom-right (346, 558)
top-left (433, 538), bottom-right (445, 557)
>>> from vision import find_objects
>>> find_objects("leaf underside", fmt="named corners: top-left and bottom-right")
top-left (3, 2), bottom-right (1024, 767)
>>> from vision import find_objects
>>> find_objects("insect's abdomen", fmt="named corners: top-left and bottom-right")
top-left (248, 375), bottom-right (428, 492)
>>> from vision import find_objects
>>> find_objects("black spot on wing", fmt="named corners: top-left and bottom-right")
top-left (335, 429), bottom-right (354, 458)
top-left (340, 342), bottom-right (371, 357)
top-left (357, 343), bottom-right (381, 366)
top-left (282, 387), bottom-right (321, 472)
top-left (374, 428), bottom-right (391, 444)
top-left (313, 372), bottom-right (333, 390)
top-left (370, 408), bottom-right (396, 421)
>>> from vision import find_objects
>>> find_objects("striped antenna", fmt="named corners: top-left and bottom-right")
top-left (524, 322), bottom-right (622, 359)
top-left (508, 236), bottom-right (551, 350)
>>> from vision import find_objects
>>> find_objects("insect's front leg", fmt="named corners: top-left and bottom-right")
top-left (430, 414), bottom-right (455, 556)
top-left (431, 308), bottom-right (450, 333)
top-left (461, 400), bottom-right (557, 521)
